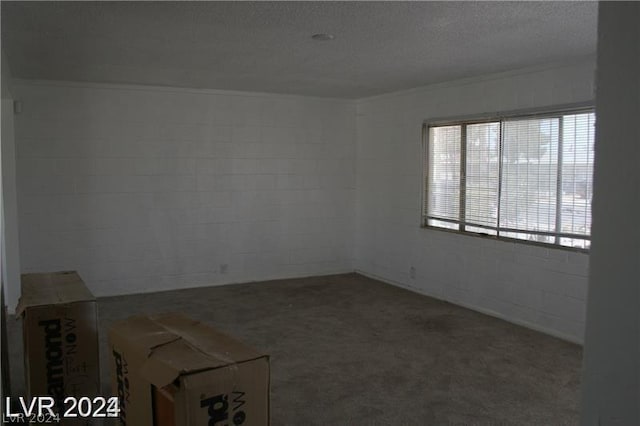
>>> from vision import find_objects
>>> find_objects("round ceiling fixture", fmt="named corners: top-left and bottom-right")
top-left (311, 33), bottom-right (335, 41)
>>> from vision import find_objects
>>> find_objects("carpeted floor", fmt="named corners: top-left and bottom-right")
top-left (7, 273), bottom-right (581, 425)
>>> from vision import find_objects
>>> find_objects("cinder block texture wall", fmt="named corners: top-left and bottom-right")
top-left (13, 82), bottom-right (356, 300)
top-left (13, 60), bottom-right (594, 343)
top-left (355, 60), bottom-right (594, 343)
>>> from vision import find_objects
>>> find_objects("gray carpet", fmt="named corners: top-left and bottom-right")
top-left (7, 273), bottom-right (581, 425)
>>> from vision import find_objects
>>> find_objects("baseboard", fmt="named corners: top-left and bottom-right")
top-left (354, 269), bottom-right (584, 346)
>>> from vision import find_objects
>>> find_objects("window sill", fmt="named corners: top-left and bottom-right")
top-left (420, 224), bottom-right (590, 254)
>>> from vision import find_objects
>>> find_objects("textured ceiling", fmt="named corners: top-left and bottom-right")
top-left (1, 1), bottom-right (598, 99)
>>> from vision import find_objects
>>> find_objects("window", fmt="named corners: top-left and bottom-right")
top-left (423, 108), bottom-right (595, 250)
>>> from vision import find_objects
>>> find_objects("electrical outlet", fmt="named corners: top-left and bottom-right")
top-left (219, 264), bottom-right (228, 274)
top-left (409, 266), bottom-right (416, 279)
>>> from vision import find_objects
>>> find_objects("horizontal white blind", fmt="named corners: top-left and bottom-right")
top-left (427, 126), bottom-right (460, 230)
top-left (559, 112), bottom-right (595, 249)
top-left (499, 117), bottom-right (559, 243)
top-left (465, 122), bottom-right (499, 235)
top-left (424, 109), bottom-right (595, 250)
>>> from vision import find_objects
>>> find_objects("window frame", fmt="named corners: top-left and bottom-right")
top-left (421, 102), bottom-right (595, 253)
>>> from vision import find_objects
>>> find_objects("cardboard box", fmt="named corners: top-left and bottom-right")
top-left (108, 312), bottom-right (270, 426)
top-left (17, 271), bottom-right (100, 422)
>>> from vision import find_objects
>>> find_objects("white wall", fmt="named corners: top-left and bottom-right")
top-left (1, 48), bottom-right (21, 312)
top-left (581, 2), bottom-right (639, 424)
top-left (1, 99), bottom-right (20, 312)
top-left (12, 81), bottom-right (355, 302)
top-left (1, 48), bottom-right (12, 99)
top-left (11, 61), bottom-right (598, 342)
top-left (355, 60), bottom-right (595, 343)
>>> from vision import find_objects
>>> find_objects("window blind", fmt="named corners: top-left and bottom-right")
top-left (465, 122), bottom-right (500, 235)
top-left (427, 125), bottom-right (461, 230)
top-left (558, 113), bottom-right (595, 248)
top-left (500, 117), bottom-right (559, 243)
top-left (424, 109), bottom-right (595, 249)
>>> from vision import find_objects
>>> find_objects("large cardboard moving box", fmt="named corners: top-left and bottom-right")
top-left (17, 271), bottom-right (100, 416)
top-left (109, 312), bottom-right (270, 426)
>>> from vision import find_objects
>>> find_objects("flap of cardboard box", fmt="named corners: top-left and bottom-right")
top-left (111, 312), bottom-right (266, 388)
top-left (17, 271), bottom-right (95, 315)
top-left (110, 314), bottom-right (183, 351)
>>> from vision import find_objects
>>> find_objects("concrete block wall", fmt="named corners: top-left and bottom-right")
top-left (355, 60), bottom-right (595, 343)
top-left (12, 60), bottom-right (595, 342)
top-left (12, 81), bottom-right (355, 303)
